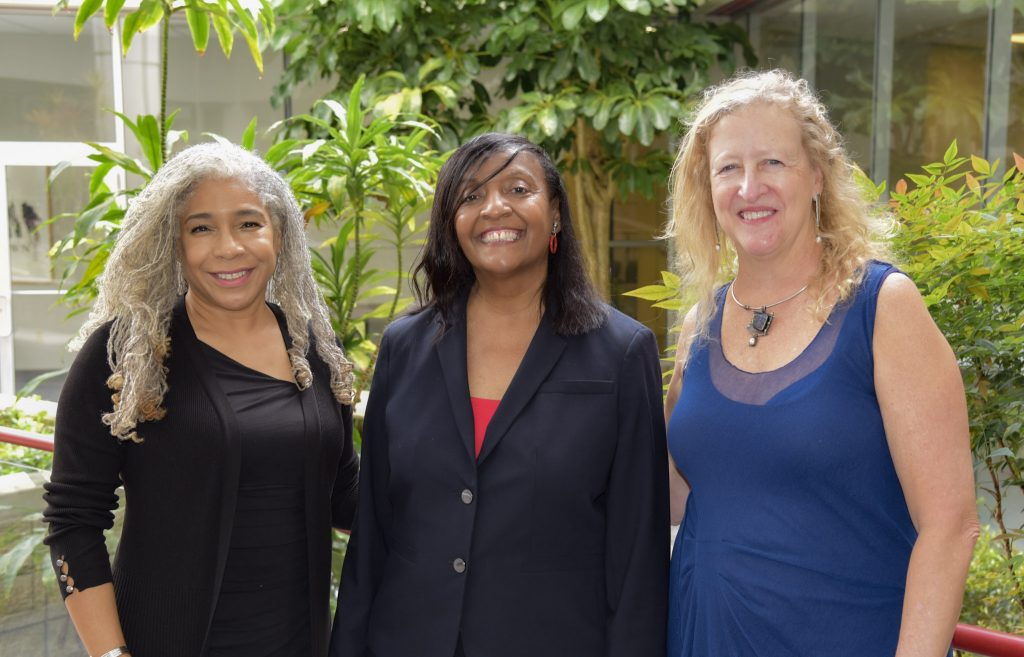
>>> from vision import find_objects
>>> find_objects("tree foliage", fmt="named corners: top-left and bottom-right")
top-left (274, 0), bottom-right (753, 294)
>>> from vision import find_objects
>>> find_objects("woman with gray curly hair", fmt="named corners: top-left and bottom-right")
top-left (43, 142), bottom-right (359, 657)
top-left (663, 70), bottom-right (977, 656)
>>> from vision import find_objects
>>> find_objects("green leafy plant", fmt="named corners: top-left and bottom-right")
top-left (50, 0), bottom-right (271, 314)
top-left (265, 77), bottom-right (444, 393)
top-left (273, 0), bottom-right (753, 295)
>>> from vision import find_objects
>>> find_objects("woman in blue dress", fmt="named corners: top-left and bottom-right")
top-left (662, 70), bottom-right (978, 657)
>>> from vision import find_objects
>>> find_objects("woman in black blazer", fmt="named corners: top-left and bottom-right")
top-left (330, 133), bottom-right (669, 657)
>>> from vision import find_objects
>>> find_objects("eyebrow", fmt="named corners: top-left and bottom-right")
top-left (183, 207), bottom-right (265, 222)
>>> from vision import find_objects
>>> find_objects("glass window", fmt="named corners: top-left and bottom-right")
top-left (611, 193), bottom-right (669, 349)
top-left (812, 0), bottom-right (876, 173)
top-left (1008, 7), bottom-right (1024, 162)
top-left (889, 0), bottom-right (988, 180)
top-left (0, 10), bottom-right (116, 142)
top-left (122, 19), bottom-right (284, 156)
top-left (748, 0), bottom-right (802, 73)
top-left (6, 165), bottom-right (91, 398)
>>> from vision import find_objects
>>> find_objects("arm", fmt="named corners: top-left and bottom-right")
top-left (664, 308), bottom-right (698, 526)
top-left (42, 327), bottom-right (129, 656)
top-left (873, 274), bottom-right (979, 657)
top-left (329, 332), bottom-right (393, 657)
top-left (605, 328), bottom-right (670, 657)
top-left (331, 402), bottom-right (360, 531)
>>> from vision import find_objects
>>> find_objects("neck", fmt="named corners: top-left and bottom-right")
top-left (468, 280), bottom-right (545, 321)
top-left (733, 242), bottom-right (822, 303)
top-left (184, 291), bottom-right (274, 340)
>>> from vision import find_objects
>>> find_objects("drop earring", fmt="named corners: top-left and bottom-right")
top-left (714, 225), bottom-right (721, 252)
top-left (549, 222), bottom-right (559, 255)
top-left (813, 193), bottom-right (822, 244)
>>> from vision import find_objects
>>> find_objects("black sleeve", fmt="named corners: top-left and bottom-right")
top-left (331, 402), bottom-right (359, 530)
top-left (42, 325), bottom-right (125, 599)
top-left (329, 330), bottom-right (394, 657)
top-left (605, 327), bottom-right (670, 657)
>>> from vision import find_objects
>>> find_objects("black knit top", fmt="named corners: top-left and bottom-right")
top-left (42, 299), bottom-right (358, 657)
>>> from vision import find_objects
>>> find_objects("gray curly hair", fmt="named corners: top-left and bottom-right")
top-left (73, 141), bottom-right (354, 442)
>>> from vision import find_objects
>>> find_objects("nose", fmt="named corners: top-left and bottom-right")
top-left (213, 229), bottom-right (244, 258)
top-left (738, 168), bottom-right (763, 201)
top-left (478, 188), bottom-right (509, 218)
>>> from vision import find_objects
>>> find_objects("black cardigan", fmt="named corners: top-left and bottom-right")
top-left (43, 299), bottom-right (358, 657)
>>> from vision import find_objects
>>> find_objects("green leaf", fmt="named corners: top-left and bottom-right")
top-left (185, 5), bottom-right (211, 55)
top-left (241, 116), bottom-right (257, 150)
top-left (211, 13), bottom-right (234, 58)
top-left (137, 114), bottom-right (163, 172)
top-left (561, 1), bottom-right (586, 30)
top-left (586, 0), bottom-right (610, 22)
top-left (943, 140), bottom-right (958, 165)
top-left (74, 0), bottom-right (104, 40)
top-left (970, 155), bottom-right (991, 176)
top-left (538, 106), bottom-right (559, 137)
top-left (622, 284), bottom-right (674, 301)
top-left (104, 0), bottom-right (127, 29)
top-left (618, 104), bottom-right (638, 136)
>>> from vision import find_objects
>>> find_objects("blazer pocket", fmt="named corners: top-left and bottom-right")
top-left (538, 380), bottom-right (615, 394)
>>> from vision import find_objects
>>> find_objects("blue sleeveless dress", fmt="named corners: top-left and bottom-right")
top-left (667, 262), bottom-right (931, 656)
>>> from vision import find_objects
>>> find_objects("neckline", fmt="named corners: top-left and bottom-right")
top-left (714, 282), bottom-right (841, 376)
top-left (199, 340), bottom-right (295, 385)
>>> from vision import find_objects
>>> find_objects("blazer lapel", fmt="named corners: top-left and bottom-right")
top-left (477, 313), bottom-right (566, 465)
top-left (435, 315), bottom-right (478, 462)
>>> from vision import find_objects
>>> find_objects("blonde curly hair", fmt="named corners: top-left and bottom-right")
top-left (665, 69), bottom-right (894, 338)
top-left (73, 142), bottom-right (354, 442)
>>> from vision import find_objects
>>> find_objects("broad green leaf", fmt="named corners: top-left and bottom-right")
top-left (74, 0), bottom-right (104, 40)
top-left (660, 270), bottom-right (680, 288)
top-left (618, 104), bottom-right (638, 136)
top-left (538, 106), bottom-right (559, 137)
top-left (586, 0), bottom-right (610, 22)
top-left (971, 155), bottom-right (991, 176)
top-left (185, 5), bottom-right (211, 54)
top-left (561, 1), bottom-right (586, 30)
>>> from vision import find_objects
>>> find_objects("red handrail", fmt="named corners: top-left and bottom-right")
top-left (953, 622), bottom-right (1024, 656)
top-left (1, 430), bottom-right (1023, 653)
top-left (0, 425), bottom-right (54, 452)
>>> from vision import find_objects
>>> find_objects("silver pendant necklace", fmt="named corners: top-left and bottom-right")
top-left (729, 282), bottom-right (809, 347)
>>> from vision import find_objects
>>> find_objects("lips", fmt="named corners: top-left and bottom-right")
top-left (210, 268), bottom-right (253, 286)
top-left (738, 209), bottom-right (776, 222)
top-left (479, 228), bottom-right (523, 244)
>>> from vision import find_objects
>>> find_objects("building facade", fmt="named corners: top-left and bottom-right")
top-left (1, 0), bottom-right (1021, 399)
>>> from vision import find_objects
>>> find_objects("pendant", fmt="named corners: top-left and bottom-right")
top-left (746, 307), bottom-right (773, 347)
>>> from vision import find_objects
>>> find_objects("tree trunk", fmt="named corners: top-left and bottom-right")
top-left (565, 120), bottom-right (615, 299)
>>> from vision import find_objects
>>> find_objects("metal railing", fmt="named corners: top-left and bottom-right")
top-left (2, 428), bottom-right (1023, 657)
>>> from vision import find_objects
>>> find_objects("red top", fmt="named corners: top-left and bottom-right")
top-left (469, 397), bottom-right (501, 458)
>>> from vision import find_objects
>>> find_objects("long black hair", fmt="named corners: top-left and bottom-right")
top-left (411, 132), bottom-right (607, 336)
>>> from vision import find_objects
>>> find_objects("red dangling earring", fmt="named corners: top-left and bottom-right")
top-left (549, 222), bottom-right (559, 255)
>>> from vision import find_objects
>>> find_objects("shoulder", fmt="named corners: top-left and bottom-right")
top-left (380, 308), bottom-right (442, 345)
top-left (578, 305), bottom-right (658, 360)
top-left (72, 321), bottom-right (114, 369)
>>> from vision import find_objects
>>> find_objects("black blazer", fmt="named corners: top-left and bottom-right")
top-left (330, 303), bottom-right (669, 657)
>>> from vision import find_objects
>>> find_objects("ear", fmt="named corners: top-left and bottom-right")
top-left (813, 167), bottom-right (824, 196)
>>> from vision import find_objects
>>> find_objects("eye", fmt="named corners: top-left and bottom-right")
top-left (765, 159), bottom-right (784, 167)
top-left (511, 184), bottom-right (529, 194)
top-left (188, 224), bottom-right (211, 234)
top-left (241, 220), bottom-right (263, 229)
top-left (716, 164), bottom-right (738, 175)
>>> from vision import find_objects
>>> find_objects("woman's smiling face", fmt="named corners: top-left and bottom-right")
top-left (454, 150), bottom-right (559, 285)
top-left (707, 102), bottom-right (823, 262)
